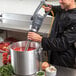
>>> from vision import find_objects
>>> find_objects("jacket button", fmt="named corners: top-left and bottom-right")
top-left (71, 27), bottom-right (74, 29)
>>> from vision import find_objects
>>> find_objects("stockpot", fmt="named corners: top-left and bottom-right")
top-left (9, 41), bottom-right (40, 75)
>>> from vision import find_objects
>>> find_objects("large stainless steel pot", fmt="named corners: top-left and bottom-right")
top-left (10, 41), bottom-right (40, 75)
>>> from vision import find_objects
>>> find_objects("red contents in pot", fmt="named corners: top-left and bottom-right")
top-left (13, 47), bottom-right (35, 51)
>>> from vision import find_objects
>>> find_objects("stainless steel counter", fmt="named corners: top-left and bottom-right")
top-left (0, 13), bottom-right (51, 35)
top-left (13, 66), bottom-right (76, 76)
top-left (0, 54), bottom-right (76, 76)
top-left (11, 66), bottom-right (76, 76)
top-left (55, 66), bottom-right (76, 76)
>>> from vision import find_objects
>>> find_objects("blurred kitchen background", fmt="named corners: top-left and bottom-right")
top-left (0, 0), bottom-right (76, 69)
top-left (0, 0), bottom-right (59, 40)
top-left (0, 0), bottom-right (59, 62)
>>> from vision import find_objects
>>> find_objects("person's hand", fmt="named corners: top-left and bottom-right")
top-left (27, 32), bottom-right (42, 42)
top-left (42, 4), bottom-right (52, 12)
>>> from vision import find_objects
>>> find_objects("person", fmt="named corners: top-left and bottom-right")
top-left (27, 0), bottom-right (76, 68)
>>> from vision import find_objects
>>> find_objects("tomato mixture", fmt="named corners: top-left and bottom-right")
top-left (13, 47), bottom-right (35, 51)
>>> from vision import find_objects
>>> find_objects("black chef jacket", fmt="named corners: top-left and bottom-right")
top-left (41, 6), bottom-right (76, 68)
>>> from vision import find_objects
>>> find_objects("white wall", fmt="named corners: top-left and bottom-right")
top-left (0, 0), bottom-right (43, 15)
top-left (0, 0), bottom-right (59, 15)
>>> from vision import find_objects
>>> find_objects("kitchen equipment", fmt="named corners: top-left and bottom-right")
top-left (45, 66), bottom-right (57, 76)
top-left (10, 41), bottom-right (40, 75)
top-left (25, 0), bottom-right (51, 51)
top-left (30, 0), bottom-right (48, 32)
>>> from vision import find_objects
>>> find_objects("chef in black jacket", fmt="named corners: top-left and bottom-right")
top-left (27, 0), bottom-right (76, 68)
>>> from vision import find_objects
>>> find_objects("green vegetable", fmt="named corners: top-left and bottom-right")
top-left (0, 64), bottom-right (14, 76)
top-left (37, 71), bottom-right (45, 76)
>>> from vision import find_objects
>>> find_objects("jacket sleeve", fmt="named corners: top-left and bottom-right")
top-left (41, 25), bottom-right (76, 51)
top-left (41, 36), bottom-right (68, 51)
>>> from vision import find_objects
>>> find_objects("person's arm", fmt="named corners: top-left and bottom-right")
top-left (41, 25), bottom-right (76, 51)
top-left (27, 26), bottom-right (76, 52)
top-left (41, 36), bottom-right (68, 51)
